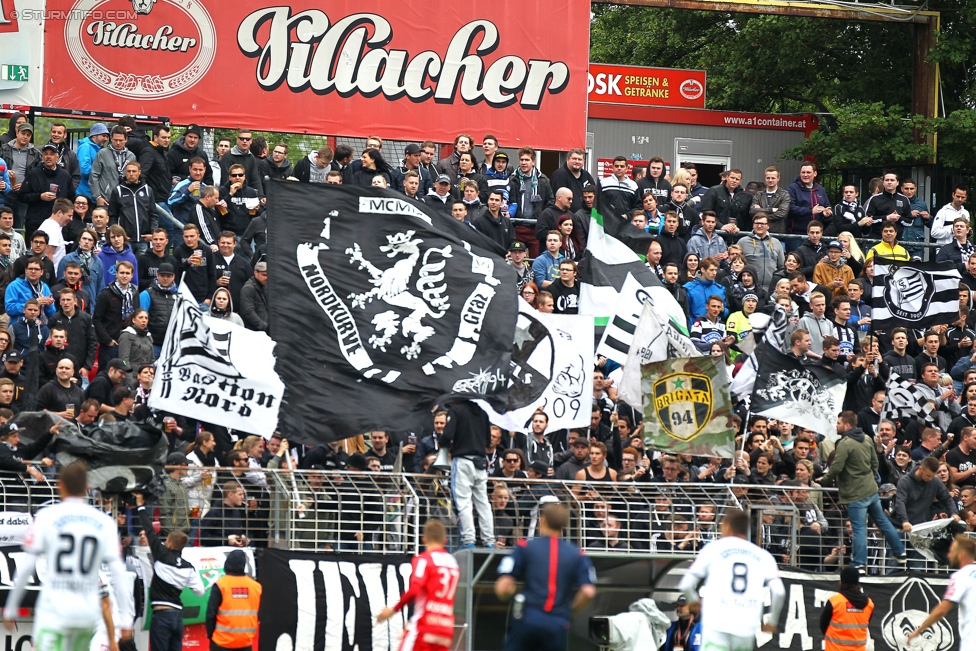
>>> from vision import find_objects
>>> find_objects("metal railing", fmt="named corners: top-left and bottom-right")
top-left (0, 469), bottom-right (962, 573)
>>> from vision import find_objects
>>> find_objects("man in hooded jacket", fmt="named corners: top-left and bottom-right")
top-left (166, 124), bottom-right (215, 185)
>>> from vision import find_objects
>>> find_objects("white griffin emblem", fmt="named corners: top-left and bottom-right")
top-left (756, 369), bottom-right (837, 416)
top-left (346, 231), bottom-right (451, 360)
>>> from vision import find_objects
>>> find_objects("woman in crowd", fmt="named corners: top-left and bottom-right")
top-left (209, 288), bottom-right (244, 326)
top-left (353, 149), bottom-right (393, 187)
top-left (65, 195), bottom-right (92, 251)
top-left (0, 378), bottom-right (17, 415)
top-left (557, 214), bottom-right (583, 261)
top-left (133, 363), bottom-right (154, 407)
top-left (519, 282), bottom-right (539, 308)
top-left (769, 251), bottom-right (803, 293)
top-left (710, 341), bottom-right (735, 379)
top-left (936, 461), bottom-right (960, 513)
top-left (680, 253), bottom-right (699, 284)
top-left (837, 231), bottom-right (865, 278)
top-left (97, 225), bottom-right (138, 287)
top-left (59, 228), bottom-right (104, 305)
top-left (185, 431), bottom-right (219, 519)
top-left (118, 308), bottom-right (154, 369)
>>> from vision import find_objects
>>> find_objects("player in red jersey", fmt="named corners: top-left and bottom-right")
top-left (378, 519), bottom-right (461, 651)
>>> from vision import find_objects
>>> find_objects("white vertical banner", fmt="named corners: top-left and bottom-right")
top-left (149, 284), bottom-right (284, 436)
top-left (478, 300), bottom-right (593, 432)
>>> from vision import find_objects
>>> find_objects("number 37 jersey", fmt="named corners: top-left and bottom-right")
top-left (397, 549), bottom-right (460, 636)
top-left (683, 536), bottom-right (781, 638)
top-left (22, 498), bottom-right (123, 628)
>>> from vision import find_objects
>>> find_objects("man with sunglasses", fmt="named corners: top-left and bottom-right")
top-left (218, 165), bottom-right (264, 238)
top-left (218, 129), bottom-right (262, 196)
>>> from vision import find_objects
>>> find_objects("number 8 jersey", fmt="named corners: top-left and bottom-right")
top-left (680, 536), bottom-right (782, 638)
top-left (20, 498), bottom-right (124, 628)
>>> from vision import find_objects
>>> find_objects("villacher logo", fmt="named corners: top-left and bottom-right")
top-left (64, 0), bottom-right (216, 99)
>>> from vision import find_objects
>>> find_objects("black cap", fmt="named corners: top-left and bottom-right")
top-left (157, 262), bottom-right (176, 275)
top-left (840, 565), bottom-right (860, 585)
top-left (529, 460), bottom-right (549, 475)
top-left (676, 595), bottom-right (688, 606)
top-left (3, 350), bottom-right (23, 363)
top-left (571, 437), bottom-right (589, 447)
top-left (107, 358), bottom-right (129, 373)
top-left (185, 124), bottom-right (202, 137)
top-left (435, 174), bottom-right (452, 185)
top-left (347, 453), bottom-right (368, 470)
top-left (582, 182), bottom-right (597, 192)
top-left (166, 452), bottom-right (188, 466)
top-left (509, 241), bottom-right (527, 252)
top-left (404, 143), bottom-right (421, 155)
top-left (493, 152), bottom-right (508, 160)
top-left (41, 143), bottom-right (58, 153)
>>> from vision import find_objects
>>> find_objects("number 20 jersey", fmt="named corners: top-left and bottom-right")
top-left (684, 536), bottom-right (781, 638)
top-left (22, 498), bottom-right (122, 628)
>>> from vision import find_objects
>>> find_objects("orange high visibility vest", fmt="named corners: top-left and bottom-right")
top-left (212, 574), bottom-right (262, 648)
top-left (824, 592), bottom-right (873, 651)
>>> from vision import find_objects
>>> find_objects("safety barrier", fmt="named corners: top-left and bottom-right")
top-left (1, 469), bottom-right (960, 573)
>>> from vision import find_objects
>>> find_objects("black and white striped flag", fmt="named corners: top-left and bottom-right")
top-left (872, 258), bottom-right (961, 330)
top-left (880, 371), bottom-right (938, 426)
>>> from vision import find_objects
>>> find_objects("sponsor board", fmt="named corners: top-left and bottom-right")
top-left (44, 0), bottom-right (590, 149)
top-left (589, 63), bottom-right (706, 109)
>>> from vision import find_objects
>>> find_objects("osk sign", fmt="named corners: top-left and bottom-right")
top-left (588, 63), bottom-right (707, 109)
top-left (45, 0), bottom-right (591, 150)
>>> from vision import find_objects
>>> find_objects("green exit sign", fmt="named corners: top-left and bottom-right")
top-left (0, 66), bottom-right (28, 82)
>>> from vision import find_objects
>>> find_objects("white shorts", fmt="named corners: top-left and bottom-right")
top-left (33, 613), bottom-right (97, 651)
top-left (700, 629), bottom-right (755, 651)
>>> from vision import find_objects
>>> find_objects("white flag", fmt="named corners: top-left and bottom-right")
top-left (478, 300), bottom-right (593, 432)
top-left (149, 284), bottom-right (284, 436)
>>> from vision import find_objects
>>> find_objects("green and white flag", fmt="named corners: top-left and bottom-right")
top-left (640, 355), bottom-right (736, 458)
top-left (578, 209), bottom-right (688, 339)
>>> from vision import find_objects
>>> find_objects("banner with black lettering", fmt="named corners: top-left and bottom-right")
top-left (761, 570), bottom-right (958, 651)
top-left (258, 549), bottom-right (413, 651)
top-left (266, 182), bottom-right (518, 444)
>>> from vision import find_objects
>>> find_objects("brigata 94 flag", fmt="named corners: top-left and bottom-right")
top-left (266, 182), bottom-right (518, 444)
top-left (42, 0), bottom-right (590, 149)
top-left (639, 355), bottom-right (735, 458)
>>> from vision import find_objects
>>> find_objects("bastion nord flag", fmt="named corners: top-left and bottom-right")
top-left (266, 182), bottom-right (518, 444)
top-left (150, 284), bottom-right (284, 436)
top-left (872, 257), bottom-right (961, 330)
top-left (639, 355), bottom-right (736, 458)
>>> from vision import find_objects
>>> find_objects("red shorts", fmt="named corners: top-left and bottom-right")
top-left (398, 627), bottom-right (453, 651)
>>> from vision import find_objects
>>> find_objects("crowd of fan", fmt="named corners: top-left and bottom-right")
top-left (2, 113), bottom-right (976, 568)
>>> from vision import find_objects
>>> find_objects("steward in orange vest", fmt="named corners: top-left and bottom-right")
top-left (205, 550), bottom-right (262, 651)
top-left (819, 565), bottom-right (874, 651)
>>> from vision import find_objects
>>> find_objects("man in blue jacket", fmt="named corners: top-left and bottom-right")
top-left (684, 257), bottom-right (727, 325)
top-left (787, 163), bottom-right (832, 251)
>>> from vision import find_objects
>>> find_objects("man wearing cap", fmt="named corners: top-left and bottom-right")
top-left (0, 122), bottom-right (41, 228)
top-left (45, 123), bottom-right (80, 191)
top-left (0, 351), bottom-right (30, 412)
top-left (480, 150), bottom-right (511, 203)
top-left (167, 124), bottom-right (214, 185)
top-left (19, 141), bottom-right (74, 236)
top-left (240, 262), bottom-right (268, 333)
top-left (84, 358), bottom-right (128, 413)
top-left (207, 550), bottom-right (261, 651)
top-left (75, 123), bottom-right (109, 201)
top-left (813, 241), bottom-right (855, 297)
top-left (508, 241), bottom-right (533, 292)
top-left (555, 436), bottom-right (590, 481)
top-left (423, 174), bottom-right (457, 218)
top-left (820, 566), bottom-right (873, 651)
top-left (158, 451), bottom-right (192, 536)
top-left (0, 417), bottom-right (57, 480)
top-left (665, 596), bottom-right (701, 651)
top-left (392, 143), bottom-right (433, 196)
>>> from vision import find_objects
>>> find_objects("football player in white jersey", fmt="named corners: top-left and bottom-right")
top-left (908, 534), bottom-right (976, 651)
top-left (2, 462), bottom-right (134, 651)
top-left (678, 509), bottom-right (786, 651)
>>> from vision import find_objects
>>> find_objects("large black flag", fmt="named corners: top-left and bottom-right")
top-left (750, 342), bottom-right (847, 438)
top-left (872, 257), bottom-right (961, 330)
top-left (266, 182), bottom-right (518, 444)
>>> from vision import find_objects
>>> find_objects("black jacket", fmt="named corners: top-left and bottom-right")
top-left (137, 250), bottom-right (179, 289)
top-left (188, 202), bottom-right (221, 248)
top-left (199, 502), bottom-right (248, 546)
top-left (218, 184), bottom-right (264, 236)
top-left (439, 401), bottom-right (491, 458)
top-left (239, 277), bottom-right (268, 333)
top-left (219, 148), bottom-right (263, 196)
top-left (137, 506), bottom-right (204, 607)
top-left (136, 139), bottom-right (172, 201)
top-left (84, 370), bottom-right (118, 406)
top-left (38, 343), bottom-right (74, 385)
top-left (213, 254), bottom-right (253, 309)
top-left (92, 284), bottom-right (135, 345)
top-left (796, 240), bottom-right (827, 279)
top-left (0, 431), bottom-right (53, 472)
top-left (549, 165), bottom-right (596, 213)
top-left (656, 231), bottom-right (687, 267)
top-left (35, 378), bottom-right (84, 414)
top-left (19, 164), bottom-right (74, 234)
top-left (472, 210), bottom-right (514, 250)
top-left (48, 309), bottom-right (97, 372)
top-left (174, 242), bottom-right (216, 303)
top-left (108, 181), bottom-right (158, 242)
top-left (701, 183), bottom-right (751, 228)
top-left (166, 136), bottom-right (214, 185)
top-left (265, 155), bottom-right (292, 181)
top-left (535, 205), bottom-right (573, 246)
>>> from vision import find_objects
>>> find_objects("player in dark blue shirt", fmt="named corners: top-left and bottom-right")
top-left (495, 501), bottom-right (596, 651)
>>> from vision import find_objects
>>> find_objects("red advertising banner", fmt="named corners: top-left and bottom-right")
top-left (43, 0), bottom-right (591, 150)
top-left (588, 63), bottom-right (706, 109)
